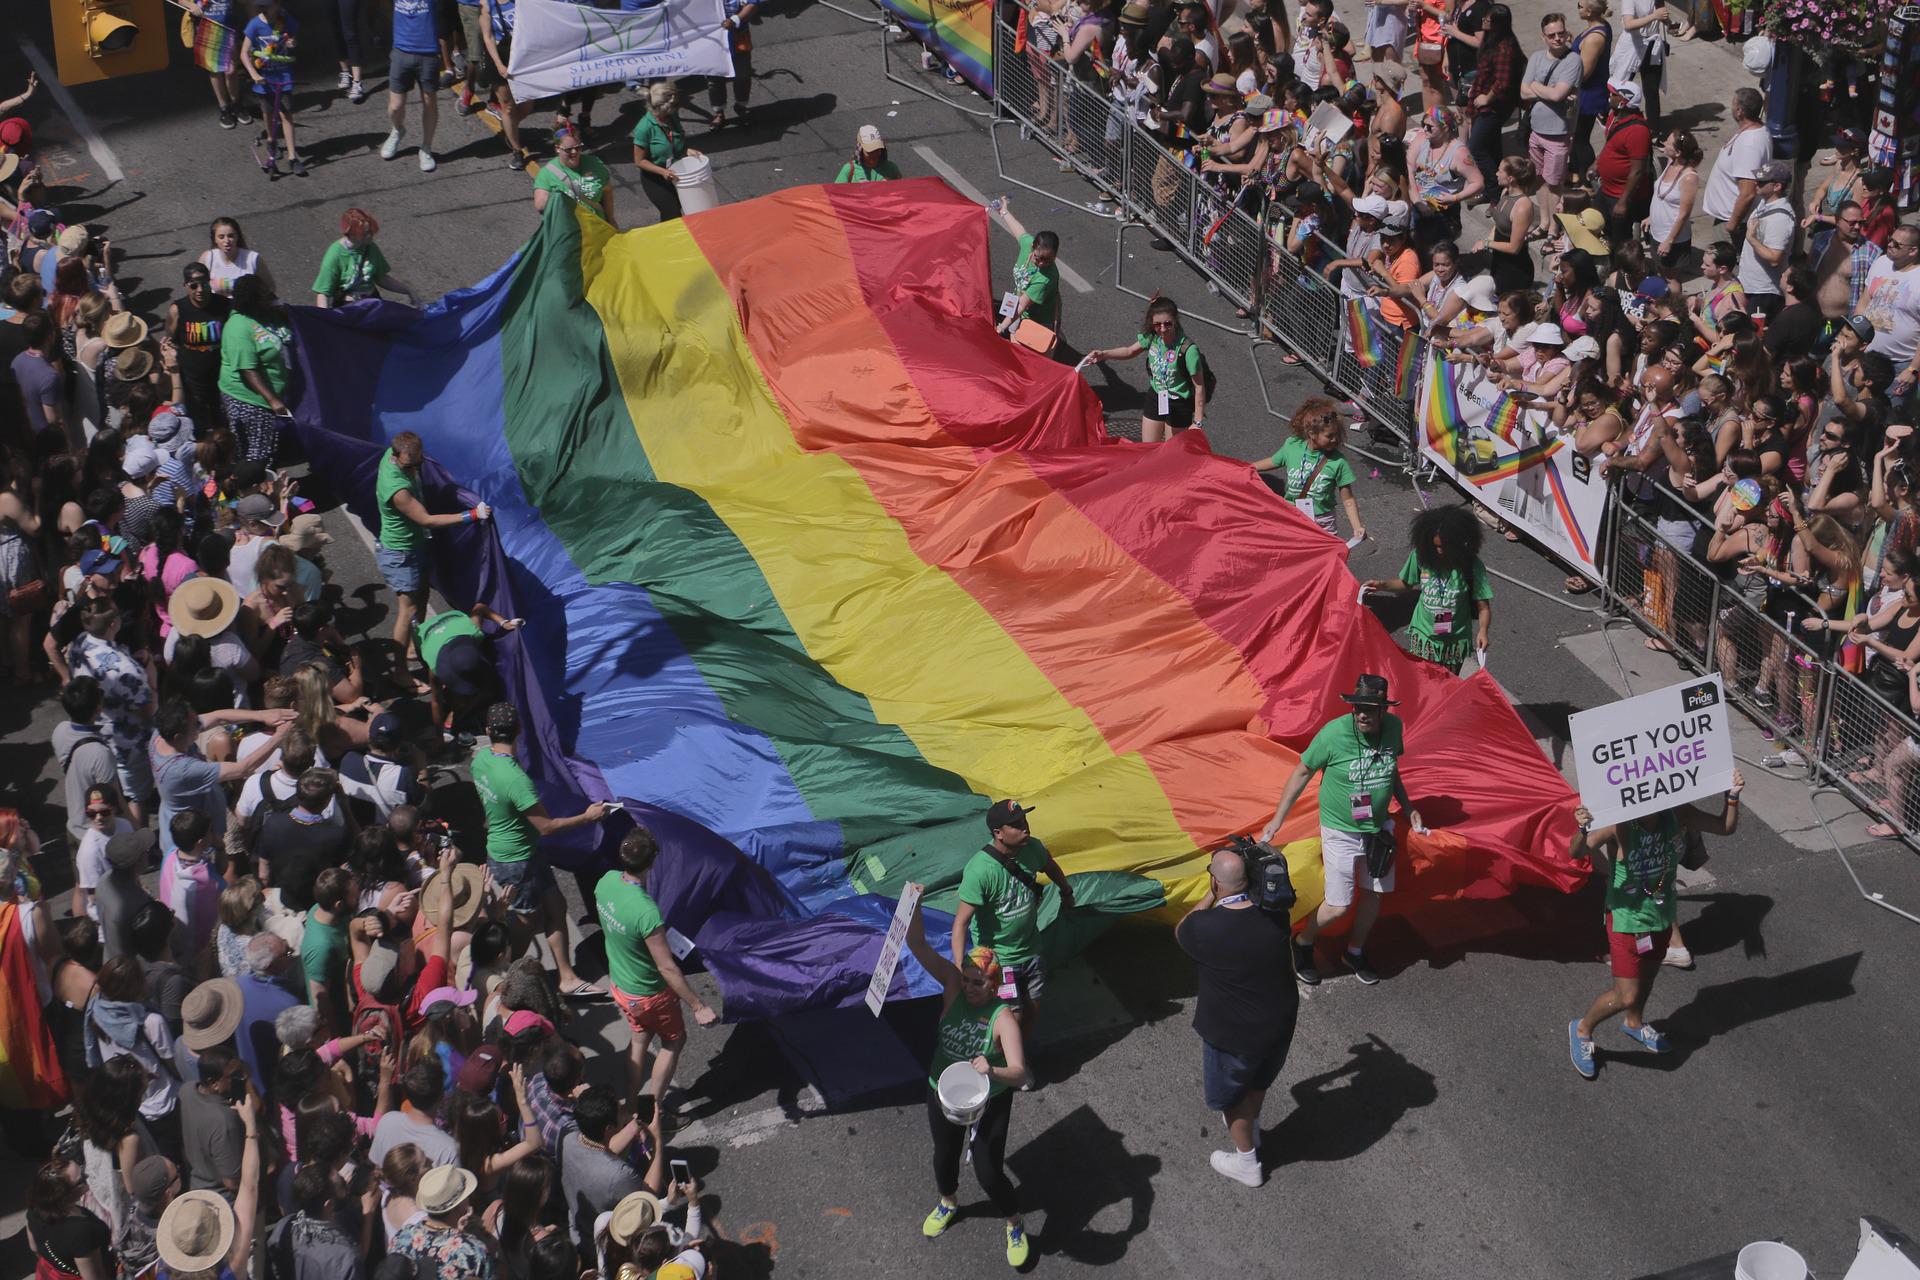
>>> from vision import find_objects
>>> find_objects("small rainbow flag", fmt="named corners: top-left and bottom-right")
top-left (192, 15), bottom-right (239, 73)
top-left (1347, 298), bottom-right (1385, 370)
top-left (1422, 351), bottom-right (1469, 466)
top-left (1486, 391), bottom-right (1524, 443)
top-left (1467, 438), bottom-right (1564, 486)
top-left (1392, 333), bottom-right (1421, 397)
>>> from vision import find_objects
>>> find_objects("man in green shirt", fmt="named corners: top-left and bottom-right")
top-left (1260, 674), bottom-right (1428, 986)
top-left (476, 702), bottom-right (612, 998)
top-left (597, 826), bottom-right (718, 1115)
top-left (1564, 771), bottom-right (1743, 1079)
top-left (375, 431), bottom-right (491, 656)
top-left (301, 866), bottom-right (355, 1034)
top-left (952, 800), bottom-right (1074, 1038)
top-left (990, 200), bottom-right (1062, 339)
top-left (418, 604), bottom-right (521, 732)
top-left (533, 136), bottom-right (617, 225)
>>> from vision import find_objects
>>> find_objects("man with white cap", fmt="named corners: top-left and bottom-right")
top-left (394, 1165), bottom-right (493, 1276)
top-left (154, 1086), bottom-right (261, 1280)
top-left (1736, 160), bottom-right (1796, 321)
top-left (1594, 78), bottom-right (1651, 244)
top-left (1325, 193), bottom-right (1388, 301)
top-left (836, 124), bottom-right (901, 182)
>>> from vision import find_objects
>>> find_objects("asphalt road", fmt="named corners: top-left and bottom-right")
top-left (2, 2), bottom-right (1918, 1276)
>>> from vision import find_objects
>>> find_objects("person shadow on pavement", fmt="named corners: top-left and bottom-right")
top-left (1603, 951), bottom-right (1861, 1072)
top-left (1006, 1104), bottom-right (1160, 1266)
top-left (1263, 1033), bottom-right (1438, 1170)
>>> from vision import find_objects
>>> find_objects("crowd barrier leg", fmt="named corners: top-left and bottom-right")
top-left (1110, 218), bottom-right (1251, 336)
top-left (879, 19), bottom-right (994, 118)
top-left (824, 0), bottom-right (883, 25)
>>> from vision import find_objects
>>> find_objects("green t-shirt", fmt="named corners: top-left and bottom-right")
top-left (376, 453), bottom-right (427, 553)
top-left (926, 997), bottom-right (1011, 1096)
top-left (534, 155), bottom-right (614, 207)
top-left (301, 909), bottom-right (348, 1001)
top-left (1012, 233), bottom-right (1061, 330)
top-left (834, 158), bottom-right (903, 183)
top-left (1299, 713), bottom-right (1405, 834)
top-left (631, 113), bottom-right (687, 169)
top-left (1605, 813), bottom-right (1683, 934)
top-left (216, 314), bottom-right (293, 408)
top-left (418, 610), bottom-right (484, 674)
top-left (312, 238), bottom-right (391, 305)
top-left (1138, 332), bottom-right (1203, 398)
top-left (956, 838), bottom-right (1051, 968)
top-left (472, 746), bottom-right (540, 862)
top-left (1400, 551), bottom-right (1493, 649)
top-left (1269, 436), bottom-right (1357, 522)
top-left (595, 870), bottom-right (666, 996)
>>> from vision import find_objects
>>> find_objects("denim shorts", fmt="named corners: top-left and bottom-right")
top-left (377, 544), bottom-right (428, 595)
top-left (1202, 1037), bottom-right (1290, 1112)
top-left (389, 49), bottom-right (442, 94)
top-left (489, 853), bottom-right (555, 915)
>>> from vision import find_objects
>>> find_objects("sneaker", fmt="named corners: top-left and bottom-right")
top-left (381, 128), bottom-right (404, 159)
top-left (1208, 1147), bottom-right (1263, 1187)
top-left (1292, 939), bottom-right (1319, 986)
top-left (1568, 1020), bottom-right (1597, 1079)
top-left (1759, 723), bottom-right (1777, 743)
top-left (287, 155), bottom-right (309, 176)
top-left (1619, 1021), bottom-right (1669, 1052)
top-left (419, 149), bottom-right (437, 172)
top-left (1342, 949), bottom-right (1379, 985)
top-left (1750, 686), bottom-right (1775, 710)
top-left (452, 50), bottom-right (468, 78)
top-left (1661, 945), bottom-right (1694, 969)
top-left (1764, 748), bottom-right (1805, 769)
top-left (349, 79), bottom-right (367, 104)
top-left (337, 69), bottom-right (352, 90)
top-left (456, 93), bottom-right (477, 116)
top-left (231, 103), bottom-right (254, 124)
top-left (438, 68), bottom-right (456, 89)
top-left (921, 1202), bottom-right (956, 1239)
top-left (1004, 1223), bottom-right (1030, 1268)
top-left (218, 106), bottom-right (238, 130)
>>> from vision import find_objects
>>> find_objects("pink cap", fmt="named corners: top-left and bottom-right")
top-left (504, 1010), bottom-right (555, 1039)
top-left (421, 986), bottom-right (477, 1012)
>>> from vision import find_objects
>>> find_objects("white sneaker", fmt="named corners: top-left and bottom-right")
top-left (337, 70), bottom-right (352, 90)
top-left (418, 149), bottom-right (437, 172)
top-left (1661, 945), bottom-right (1694, 969)
top-left (380, 127), bottom-right (404, 160)
top-left (1209, 1148), bottom-right (1263, 1187)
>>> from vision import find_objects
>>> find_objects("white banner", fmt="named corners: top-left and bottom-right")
top-left (1569, 675), bottom-right (1734, 827)
top-left (1412, 347), bottom-right (1609, 583)
top-left (507, 0), bottom-right (733, 101)
top-left (864, 882), bottom-right (923, 1016)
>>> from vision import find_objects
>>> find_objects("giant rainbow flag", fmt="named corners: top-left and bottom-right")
top-left (291, 180), bottom-right (1582, 1033)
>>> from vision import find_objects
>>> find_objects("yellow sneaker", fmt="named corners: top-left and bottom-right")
top-left (1005, 1222), bottom-right (1030, 1267)
top-left (922, 1202), bottom-right (956, 1239)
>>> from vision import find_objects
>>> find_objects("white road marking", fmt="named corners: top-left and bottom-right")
top-left (16, 39), bottom-right (127, 185)
top-left (912, 144), bottom-right (1095, 294)
top-left (675, 1087), bottom-right (827, 1149)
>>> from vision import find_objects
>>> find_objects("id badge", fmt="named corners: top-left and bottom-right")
top-left (998, 291), bottom-right (1019, 321)
top-left (997, 967), bottom-right (1020, 1001)
top-left (1634, 933), bottom-right (1654, 955)
top-left (1157, 389), bottom-right (1171, 416)
top-left (1433, 608), bottom-right (1454, 636)
top-left (1350, 790), bottom-right (1374, 825)
top-left (1293, 497), bottom-right (1317, 521)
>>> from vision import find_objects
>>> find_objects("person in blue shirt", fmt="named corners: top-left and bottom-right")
top-left (383, 0), bottom-right (444, 172)
top-left (180, 0), bottom-right (258, 129)
top-left (240, 0), bottom-right (305, 177)
top-left (707, 0), bottom-right (760, 127)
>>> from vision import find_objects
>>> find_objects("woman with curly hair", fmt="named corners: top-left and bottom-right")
top-left (1362, 504), bottom-right (1494, 672)
top-left (1251, 396), bottom-right (1367, 542)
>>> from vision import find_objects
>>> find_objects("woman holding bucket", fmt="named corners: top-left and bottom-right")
top-left (903, 885), bottom-right (1033, 1270)
top-left (631, 82), bottom-right (702, 224)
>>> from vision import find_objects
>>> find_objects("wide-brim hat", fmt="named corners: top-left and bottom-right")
top-left (1118, 0), bottom-right (1149, 21)
top-left (170, 576), bottom-right (241, 639)
top-left (114, 347), bottom-right (155, 383)
top-left (157, 1191), bottom-right (235, 1273)
top-left (0, 154), bottom-right (18, 184)
top-left (1556, 210), bottom-right (1608, 256)
top-left (423, 862), bottom-right (485, 931)
top-left (181, 978), bottom-right (243, 1050)
top-left (1371, 60), bottom-right (1409, 93)
top-left (1456, 274), bottom-right (1499, 313)
top-left (1340, 673), bottom-right (1399, 707)
top-left (608, 1190), bottom-right (665, 1245)
top-left (1527, 321), bottom-right (1567, 347)
top-left (417, 1165), bottom-right (479, 1216)
top-left (1203, 72), bottom-right (1241, 97)
top-left (102, 312), bottom-right (148, 349)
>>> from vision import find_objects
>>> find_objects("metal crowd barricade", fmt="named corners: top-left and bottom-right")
top-left (988, 15), bottom-right (1126, 218)
top-left (1821, 667), bottom-right (1920, 836)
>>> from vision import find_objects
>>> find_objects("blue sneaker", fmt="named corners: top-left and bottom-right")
top-left (1620, 1022), bottom-right (1669, 1053)
top-left (1568, 1020), bottom-right (1597, 1079)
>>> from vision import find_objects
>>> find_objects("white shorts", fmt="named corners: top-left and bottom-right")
top-left (1321, 821), bottom-right (1396, 908)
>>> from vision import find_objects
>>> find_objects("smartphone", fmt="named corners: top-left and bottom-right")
top-left (671, 1158), bottom-right (692, 1186)
top-left (634, 1094), bottom-right (656, 1127)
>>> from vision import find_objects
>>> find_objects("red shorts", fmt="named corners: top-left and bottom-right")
top-left (1608, 927), bottom-right (1668, 981)
top-left (612, 985), bottom-right (686, 1042)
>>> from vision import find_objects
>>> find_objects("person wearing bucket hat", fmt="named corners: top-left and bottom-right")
top-left (155, 1097), bottom-right (264, 1280)
top-left (836, 125), bottom-right (902, 183)
top-left (1555, 205), bottom-right (1610, 257)
top-left (951, 799), bottom-right (1073, 1040)
top-left (903, 884), bottom-right (1032, 1265)
top-left (1565, 769), bottom-right (1744, 1078)
top-left (393, 1165), bottom-right (492, 1274)
top-left (1259, 674), bottom-right (1426, 986)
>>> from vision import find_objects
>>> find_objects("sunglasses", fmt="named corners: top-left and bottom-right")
top-left (86, 806), bottom-right (114, 816)
top-left (1823, 432), bottom-right (1846, 443)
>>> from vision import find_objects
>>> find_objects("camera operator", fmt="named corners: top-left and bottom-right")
top-left (1175, 847), bottom-right (1298, 1188)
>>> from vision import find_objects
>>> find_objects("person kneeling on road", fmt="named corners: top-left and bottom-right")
top-left (1564, 771), bottom-right (1743, 1080)
top-left (1260, 674), bottom-right (1427, 986)
top-left (1176, 847), bottom-right (1299, 1187)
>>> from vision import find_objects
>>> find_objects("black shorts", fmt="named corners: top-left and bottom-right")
top-left (389, 48), bottom-right (441, 94)
top-left (1149, 392), bottom-right (1196, 429)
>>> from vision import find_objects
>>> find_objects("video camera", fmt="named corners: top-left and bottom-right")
top-left (1224, 834), bottom-right (1296, 915)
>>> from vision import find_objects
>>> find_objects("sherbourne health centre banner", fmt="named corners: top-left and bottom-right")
top-left (508, 0), bottom-right (735, 100)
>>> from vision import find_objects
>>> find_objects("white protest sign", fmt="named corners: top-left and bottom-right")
top-left (864, 882), bottom-right (923, 1016)
top-left (1569, 675), bottom-right (1734, 828)
top-left (508, 0), bottom-right (734, 101)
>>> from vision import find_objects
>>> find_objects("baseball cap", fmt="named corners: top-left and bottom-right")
top-left (1352, 193), bottom-right (1390, 220)
top-left (359, 944), bottom-right (401, 998)
top-left (433, 634), bottom-right (493, 698)
top-left (504, 1010), bottom-right (556, 1040)
top-left (1634, 276), bottom-right (1670, 300)
top-left (123, 437), bottom-right (160, 481)
top-left (857, 124), bottom-right (884, 153)
top-left (26, 208), bottom-right (56, 237)
top-left (129, 1156), bottom-right (175, 1206)
top-left (1381, 200), bottom-right (1412, 234)
top-left (107, 828), bottom-right (156, 871)
top-left (368, 712), bottom-right (406, 749)
top-left (986, 799), bottom-right (1034, 831)
top-left (1605, 77), bottom-right (1643, 109)
top-left (1754, 160), bottom-right (1792, 186)
top-left (421, 985), bottom-right (478, 1014)
top-left (1844, 314), bottom-right (1875, 343)
top-left (234, 493), bottom-right (285, 530)
top-left (78, 549), bottom-right (122, 578)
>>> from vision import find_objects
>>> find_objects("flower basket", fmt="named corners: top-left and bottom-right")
top-left (1760, 0), bottom-right (1893, 52)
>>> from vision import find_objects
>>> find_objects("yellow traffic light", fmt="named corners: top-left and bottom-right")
top-left (51, 0), bottom-right (169, 85)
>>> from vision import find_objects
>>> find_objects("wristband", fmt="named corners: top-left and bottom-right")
top-left (1726, 792), bottom-right (1741, 802)
top-left (465, 508), bottom-right (477, 522)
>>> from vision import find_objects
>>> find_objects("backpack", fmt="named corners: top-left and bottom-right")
top-left (1176, 337), bottom-right (1220, 402)
top-left (347, 997), bottom-right (402, 1112)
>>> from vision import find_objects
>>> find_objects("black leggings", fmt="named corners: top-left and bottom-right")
top-left (927, 1088), bottom-right (1017, 1218)
top-left (329, 0), bottom-right (362, 67)
top-left (642, 171), bottom-right (682, 223)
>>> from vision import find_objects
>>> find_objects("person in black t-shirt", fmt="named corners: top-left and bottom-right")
top-left (1760, 265), bottom-right (1824, 364)
top-left (25, 1158), bottom-right (113, 1279)
top-left (1175, 849), bottom-right (1299, 1188)
top-left (253, 768), bottom-right (354, 913)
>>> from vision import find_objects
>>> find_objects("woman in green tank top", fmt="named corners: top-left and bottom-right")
top-left (903, 885), bottom-right (1033, 1268)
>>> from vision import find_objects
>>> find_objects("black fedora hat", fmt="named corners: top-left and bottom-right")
top-left (1340, 674), bottom-right (1398, 707)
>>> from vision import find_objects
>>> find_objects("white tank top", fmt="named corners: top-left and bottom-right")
top-left (1647, 165), bottom-right (1692, 246)
top-left (202, 247), bottom-right (261, 297)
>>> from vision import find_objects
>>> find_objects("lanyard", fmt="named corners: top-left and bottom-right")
top-left (1216, 893), bottom-right (1250, 907)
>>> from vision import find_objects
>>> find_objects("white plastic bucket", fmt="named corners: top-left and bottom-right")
top-left (1735, 1241), bottom-right (1809, 1280)
top-left (671, 154), bottom-right (720, 215)
top-left (935, 1062), bottom-right (990, 1125)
